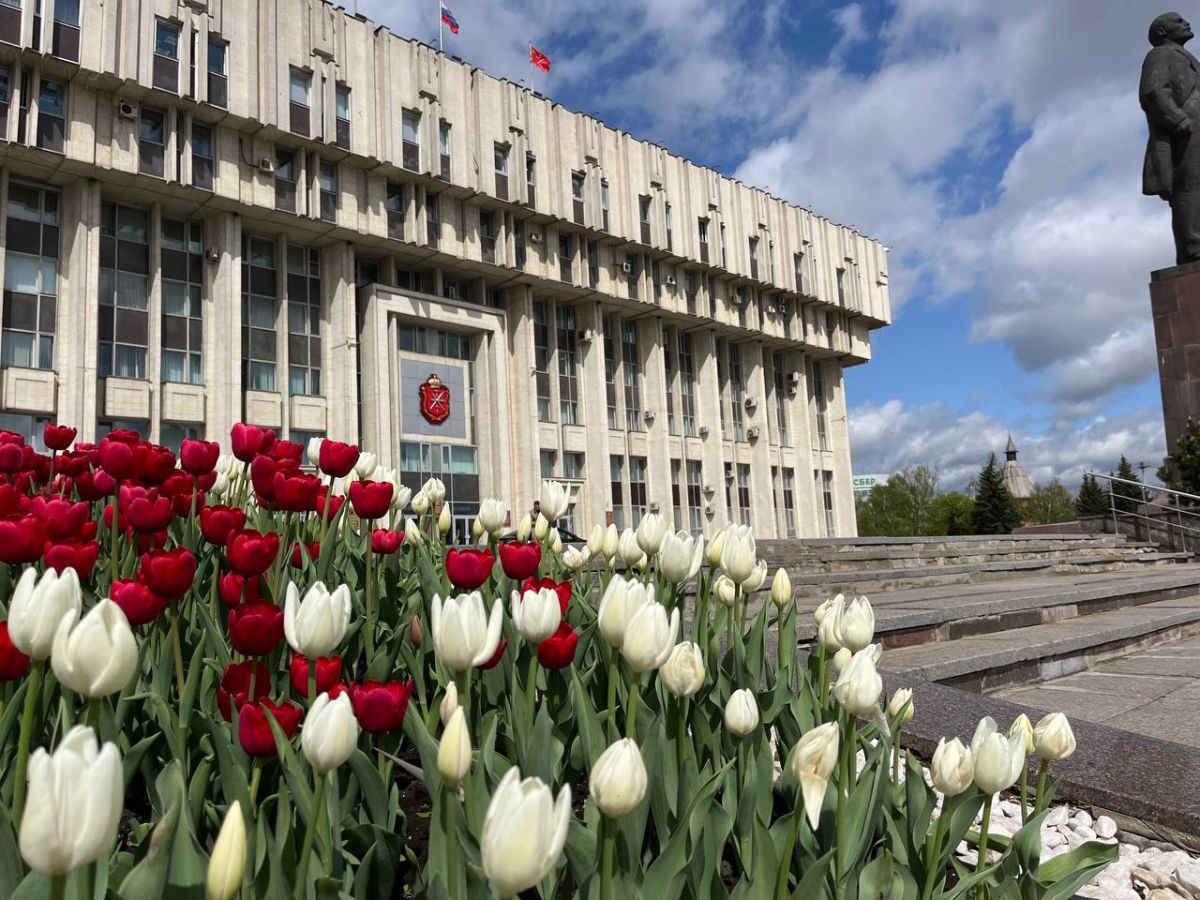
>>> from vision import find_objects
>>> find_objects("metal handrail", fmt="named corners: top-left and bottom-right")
top-left (1085, 471), bottom-right (1200, 555)
top-left (1087, 472), bottom-right (1200, 507)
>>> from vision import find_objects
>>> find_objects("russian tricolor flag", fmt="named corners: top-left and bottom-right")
top-left (441, 4), bottom-right (460, 34)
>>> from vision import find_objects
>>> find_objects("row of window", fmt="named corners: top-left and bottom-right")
top-left (0, 0), bottom-right (80, 61)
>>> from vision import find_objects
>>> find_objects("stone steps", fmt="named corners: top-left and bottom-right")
top-left (763, 541), bottom-right (1164, 572)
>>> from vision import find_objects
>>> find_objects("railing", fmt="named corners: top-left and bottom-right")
top-left (1087, 472), bottom-right (1200, 556)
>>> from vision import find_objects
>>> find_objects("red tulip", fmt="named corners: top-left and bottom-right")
top-left (0, 441), bottom-right (26, 473)
top-left (179, 438), bottom-right (220, 475)
top-left (43, 539), bottom-right (100, 580)
top-left (97, 435), bottom-right (140, 480)
top-left (498, 541), bottom-right (541, 580)
top-left (133, 530), bottom-right (169, 554)
top-left (138, 547), bottom-right (197, 598)
top-left (349, 480), bottom-right (393, 520)
top-left (74, 471), bottom-right (111, 502)
top-left (230, 423), bottom-right (276, 463)
top-left (0, 515), bottom-right (47, 564)
top-left (347, 680), bottom-right (413, 734)
top-left (318, 440), bottom-right (359, 478)
top-left (290, 541), bottom-right (320, 568)
top-left (42, 423), bottom-right (77, 451)
top-left (225, 529), bottom-right (280, 577)
top-left (139, 444), bottom-right (178, 484)
top-left (315, 488), bottom-right (344, 519)
top-left (219, 572), bottom-right (264, 608)
top-left (289, 654), bottom-right (344, 697)
top-left (55, 448), bottom-right (92, 478)
top-left (216, 660), bottom-right (270, 721)
top-left (110, 578), bottom-right (170, 626)
top-left (228, 602), bottom-right (285, 656)
top-left (537, 623), bottom-right (579, 670)
top-left (269, 440), bottom-right (304, 465)
top-left (478, 639), bottom-right (508, 670)
top-left (122, 485), bottom-right (174, 533)
top-left (249, 454), bottom-right (279, 500)
top-left (238, 698), bottom-right (303, 757)
top-left (522, 577), bottom-right (571, 615)
top-left (371, 529), bottom-right (401, 554)
top-left (0, 622), bottom-right (31, 681)
top-left (200, 505), bottom-right (247, 545)
top-left (445, 547), bottom-right (495, 591)
top-left (29, 496), bottom-right (89, 540)
top-left (0, 484), bottom-right (25, 516)
top-left (272, 472), bottom-right (320, 513)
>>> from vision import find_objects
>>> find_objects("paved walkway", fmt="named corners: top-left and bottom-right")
top-left (995, 634), bottom-right (1200, 749)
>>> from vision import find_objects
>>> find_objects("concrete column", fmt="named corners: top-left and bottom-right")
top-left (827, 358), bottom-right (857, 537)
top-left (504, 285), bottom-right (537, 511)
top-left (579, 299), bottom-right (610, 528)
top-left (639, 315), bottom-right (671, 520)
top-left (693, 328), bottom-right (727, 532)
top-left (742, 341), bottom-right (776, 537)
top-left (58, 178), bottom-right (102, 440)
top-left (204, 212), bottom-right (242, 441)
top-left (323, 241), bottom-right (357, 442)
top-left (146, 202), bottom-right (163, 443)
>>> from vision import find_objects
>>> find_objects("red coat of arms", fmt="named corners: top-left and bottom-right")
top-left (419, 373), bottom-right (451, 425)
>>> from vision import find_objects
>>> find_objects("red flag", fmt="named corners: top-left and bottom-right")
top-left (530, 45), bottom-right (551, 73)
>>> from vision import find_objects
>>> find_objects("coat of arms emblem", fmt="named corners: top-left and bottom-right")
top-left (419, 373), bottom-right (450, 425)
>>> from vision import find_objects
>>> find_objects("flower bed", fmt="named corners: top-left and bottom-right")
top-left (0, 424), bottom-right (1117, 898)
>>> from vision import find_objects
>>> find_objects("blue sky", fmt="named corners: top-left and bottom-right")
top-left (362, 0), bottom-right (1173, 489)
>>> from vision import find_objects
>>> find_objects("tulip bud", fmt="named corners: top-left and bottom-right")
top-left (306, 437), bottom-right (325, 467)
top-left (831, 646), bottom-right (882, 718)
top-left (590, 738), bottom-right (647, 818)
top-left (724, 689), bottom-right (759, 736)
top-left (659, 641), bottom-right (705, 698)
top-left (392, 484), bottom-right (413, 512)
top-left (9, 567), bottom-right (83, 660)
top-left (635, 512), bottom-right (667, 557)
top-left (302, 692), bottom-right (360, 775)
top-left (770, 569), bottom-right (793, 610)
top-left (206, 801), bottom-right (247, 900)
top-left (534, 512), bottom-right (550, 541)
top-left (620, 601), bottom-right (680, 673)
top-left (786, 722), bottom-right (839, 828)
top-left (422, 477), bottom-right (446, 505)
top-left (596, 577), bottom-right (654, 648)
top-left (481, 768), bottom-right (571, 898)
top-left (831, 646), bottom-right (852, 676)
top-left (516, 512), bottom-right (533, 541)
top-left (838, 596), bottom-right (875, 653)
top-left (740, 559), bottom-right (768, 593)
top-left (51, 599), bottom-right (138, 698)
top-left (549, 528), bottom-right (563, 555)
top-left (431, 591), bottom-right (504, 671)
top-left (1033, 712), bottom-right (1076, 761)
top-left (354, 451), bottom-right (378, 479)
top-left (561, 545), bottom-right (589, 571)
top-left (511, 587), bottom-right (562, 643)
top-left (411, 491), bottom-right (430, 515)
top-left (539, 480), bottom-right (569, 521)
top-left (438, 707), bottom-right (472, 787)
top-left (472, 517), bottom-right (484, 538)
top-left (887, 688), bottom-right (914, 726)
top-left (659, 531), bottom-right (704, 584)
top-left (284, 581), bottom-right (352, 659)
top-left (403, 518), bottom-right (423, 546)
top-left (814, 593), bottom-right (843, 627)
top-left (930, 737), bottom-right (973, 797)
top-left (409, 614), bottom-right (423, 645)
top-left (478, 498), bottom-right (507, 534)
top-left (971, 718), bottom-right (1026, 794)
top-left (706, 528), bottom-right (726, 567)
top-left (719, 524), bottom-right (757, 584)
top-left (713, 574), bottom-right (737, 608)
top-left (617, 528), bottom-right (644, 567)
top-left (601, 523), bottom-right (620, 561)
top-left (1008, 714), bottom-right (1034, 754)
top-left (440, 682), bottom-right (458, 726)
top-left (588, 524), bottom-right (605, 555)
top-left (438, 503), bottom-right (452, 535)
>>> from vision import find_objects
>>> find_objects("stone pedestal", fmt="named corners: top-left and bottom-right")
top-left (1151, 260), bottom-right (1200, 458)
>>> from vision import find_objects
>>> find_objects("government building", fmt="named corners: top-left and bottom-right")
top-left (0, 0), bottom-right (892, 538)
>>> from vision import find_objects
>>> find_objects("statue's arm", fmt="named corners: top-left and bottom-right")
top-left (1141, 54), bottom-right (1191, 131)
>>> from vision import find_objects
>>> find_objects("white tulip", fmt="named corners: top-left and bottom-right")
top-left (534, 513), bottom-right (550, 541)
top-left (302, 693), bottom-right (359, 775)
top-left (724, 689), bottom-right (759, 736)
top-left (930, 737), bottom-right (973, 797)
top-left (817, 596), bottom-right (845, 651)
top-left (516, 512), bottom-right (533, 541)
top-left (422, 477), bottom-right (446, 505)
top-left (9, 567), bottom-right (83, 660)
top-left (215, 453), bottom-right (237, 476)
top-left (403, 517), bottom-right (424, 546)
top-left (590, 738), bottom-right (647, 818)
top-left (438, 503), bottom-right (452, 535)
top-left (479, 498), bottom-right (507, 534)
top-left (561, 545), bottom-right (590, 571)
top-left (660, 641), bottom-right (705, 698)
top-left (971, 717), bottom-right (1026, 794)
top-left (511, 587), bottom-right (562, 644)
top-left (19, 726), bottom-right (122, 876)
top-left (1008, 714), bottom-right (1034, 754)
top-left (770, 569), bottom-right (793, 610)
top-left (549, 528), bottom-right (563, 555)
top-left (617, 528), bottom-right (645, 567)
top-left (887, 688), bottom-right (914, 726)
top-left (284, 581), bottom-right (352, 659)
top-left (831, 647), bottom-right (852, 676)
top-left (51, 599), bottom-right (138, 699)
top-left (206, 801), bottom-right (246, 900)
top-left (211, 472), bottom-right (231, 497)
top-left (713, 574), bottom-right (737, 608)
top-left (431, 591), bottom-right (504, 671)
top-left (740, 559), bottom-right (768, 593)
top-left (786, 722), bottom-right (839, 828)
top-left (596, 578), bottom-right (654, 648)
top-left (813, 593), bottom-right (844, 627)
top-left (392, 483), bottom-right (413, 512)
top-left (354, 451), bottom-right (378, 479)
top-left (601, 523), bottom-right (620, 561)
top-left (719, 524), bottom-right (757, 584)
top-left (438, 707), bottom-right (472, 787)
top-left (411, 490), bottom-right (430, 515)
top-left (706, 527), bottom-right (726, 567)
top-left (539, 480), bottom-right (569, 521)
top-left (472, 518), bottom-right (484, 539)
top-left (481, 768), bottom-right (571, 897)
top-left (658, 531), bottom-right (704, 584)
top-left (440, 682), bottom-right (459, 726)
top-left (620, 601), bottom-right (680, 673)
top-left (1033, 713), bottom-right (1076, 761)
top-left (635, 512), bottom-right (667, 556)
top-left (831, 646), bottom-right (882, 717)
top-left (587, 524), bottom-right (605, 555)
top-left (838, 596), bottom-right (875, 653)
top-left (306, 436), bottom-right (324, 467)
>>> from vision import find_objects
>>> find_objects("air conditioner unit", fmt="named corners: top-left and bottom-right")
top-left (747, 426), bottom-right (761, 440)
top-left (698, 425), bottom-right (710, 437)
top-left (776, 300), bottom-right (788, 314)
top-left (577, 328), bottom-right (595, 344)
top-left (643, 409), bottom-right (656, 424)
top-left (788, 371), bottom-right (802, 385)
top-left (205, 246), bottom-right (221, 262)
top-left (745, 396), bottom-right (758, 411)
top-left (704, 504), bottom-right (713, 516)
top-left (117, 101), bottom-right (138, 120)
top-left (529, 231), bottom-right (542, 244)
top-left (258, 157), bottom-right (275, 174)
top-left (621, 260), bottom-right (633, 273)
top-left (703, 483), bottom-right (715, 494)
top-left (665, 274), bottom-right (677, 286)
top-left (649, 501), bottom-right (661, 514)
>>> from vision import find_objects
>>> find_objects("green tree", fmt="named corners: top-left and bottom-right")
top-left (1111, 456), bottom-right (1143, 514)
top-left (931, 491), bottom-right (975, 535)
top-left (971, 454), bottom-right (1022, 534)
top-left (1075, 474), bottom-right (1110, 517)
top-left (1160, 417), bottom-right (1200, 497)
top-left (1020, 480), bottom-right (1076, 525)
top-left (854, 466), bottom-right (940, 536)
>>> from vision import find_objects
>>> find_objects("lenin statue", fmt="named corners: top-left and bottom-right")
top-left (1142, 12), bottom-right (1200, 264)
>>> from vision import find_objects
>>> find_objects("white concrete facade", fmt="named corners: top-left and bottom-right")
top-left (0, 0), bottom-right (891, 538)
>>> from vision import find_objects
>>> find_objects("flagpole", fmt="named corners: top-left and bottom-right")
top-left (438, 0), bottom-right (444, 52)
top-left (529, 40), bottom-right (534, 81)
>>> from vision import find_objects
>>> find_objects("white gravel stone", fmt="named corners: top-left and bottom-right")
top-left (1073, 810), bottom-right (1094, 829)
top-left (1096, 816), bottom-right (1118, 839)
top-left (1075, 825), bottom-right (1098, 841)
top-left (1043, 831), bottom-right (1066, 849)
top-left (1174, 861), bottom-right (1200, 897)
top-left (1046, 807), bottom-right (1069, 827)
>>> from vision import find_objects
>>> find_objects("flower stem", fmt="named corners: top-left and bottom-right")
top-left (170, 609), bottom-right (187, 700)
top-left (1034, 760), bottom-right (1050, 815)
top-left (625, 674), bottom-right (642, 740)
top-left (109, 479), bottom-right (121, 588)
top-left (48, 873), bottom-right (66, 900)
top-left (600, 814), bottom-right (616, 900)
top-left (364, 540), bottom-right (376, 661)
top-left (13, 660), bottom-right (43, 824)
top-left (295, 771), bottom-right (329, 898)
top-left (975, 797), bottom-right (993, 899)
top-left (605, 653), bottom-right (619, 742)
top-left (1019, 765), bottom-right (1029, 824)
top-left (444, 789), bottom-right (461, 891)
top-left (920, 805), bottom-right (947, 900)
top-left (774, 795), bottom-right (805, 900)
top-left (526, 650), bottom-right (539, 732)
top-left (308, 664), bottom-right (317, 709)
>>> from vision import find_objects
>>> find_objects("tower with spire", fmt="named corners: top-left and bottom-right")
top-left (1001, 435), bottom-right (1035, 499)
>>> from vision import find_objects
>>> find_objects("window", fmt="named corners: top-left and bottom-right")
top-left (783, 468), bottom-right (796, 538)
top-left (153, 20), bottom-right (180, 92)
top-left (160, 219), bottom-right (203, 384)
top-left (138, 107), bottom-right (166, 177)
top-left (717, 344), bottom-right (729, 439)
top-left (514, 219), bottom-right (526, 271)
top-left (533, 301), bottom-right (552, 422)
top-left (478, 209), bottom-right (496, 264)
top-left (318, 160), bottom-right (337, 222)
top-left (651, 259), bottom-right (662, 303)
top-left (556, 305), bottom-right (578, 424)
top-left (811, 358), bottom-right (829, 451)
top-left (97, 419), bottom-right (149, 441)
top-left (241, 235), bottom-right (278, 392)
top-left (385, 182), bottom-right (406, 240)
top-left (289, 69), bottom-right (311, 136)
top-left (773, 353), bottom-right (790, 446)
top-left (2, 183), bottom-right (59, 370)
top-left (698, 218), bottom-right (709, 263)
top-left (622, 321), bottom-right (642, 432)
top-left (587, 241), bottom-right (599, 289)
top-left (36, 78), bottom-right (66, 152)
top-left (664, 328), bottom-right (677, 435)
top-left (558, 233), bottom-right (572, 283)
top-left (671, 459), bottom-right (682, 527)
top-left (0, 0), bottom-right (18, 45)
top-left (438, 121), bottom-right (451, 180)
top-left (728, 343), bottom-right (745, 441)
top-left (736, 464), bottom-right (751, 524)
top-left (820, 470), bottom-right (835, 536)
top-left (629, 456), bottom-right (648, 522)
top-left (207, 39), bottom-right (228, 108)
top-left (626, 253), bottom-right (639, 301)
top-left (686, 461), bottom-right (703, 533)
top-left (401, 109), bottom-right (420, 170)
top-left (749, 237), bottom-right (760, 280)
top-left (684, 269), bottom-right (698, 316)
top-left (98, 204), bottom-right (150, 380)
top-left (677, 332), bottom-right (696, 437)
top-left (285, 247), bottom-right (321, 396)
top-left (0, 66), bottom-right (8, 136)
top-left (525, 152), bottom-right (537, 208)
top-left (563, 452), bottom-right (584, 479)
top-left (665, 202), bottom-right (673, 251)
top-left (493, 143), bottom-right (509, 201)
top-left (837, 267), bottom-right (847, 307)
top-left (571, 171), bottom-right (585, 225)
top-left (426, 193), bottom-right (440, 249)
top-left (0, 413), bottom-right (52, 450)
top-left (639, 195), bottom-right (652, 244)
top-left (601, 179), bottom-right (610, 231)
top-left (52, 0), bottom-right (80, 61)
top-left (335, 85), bottom-right (351, 150)
top-left (192, 123), bottom-right (214, 190)
top-left (539, 450), bottom-right (557, 479)
top-left (275, 149), bottom-right (296, 212)
top-left (720, 222), bottom-right (727, 268)
top-left (610, 455), bottom-right (625, 530)
top-left (604, 318), bottom-right (619, 430)
top-left (160, 422), bottom-right (202, 453)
